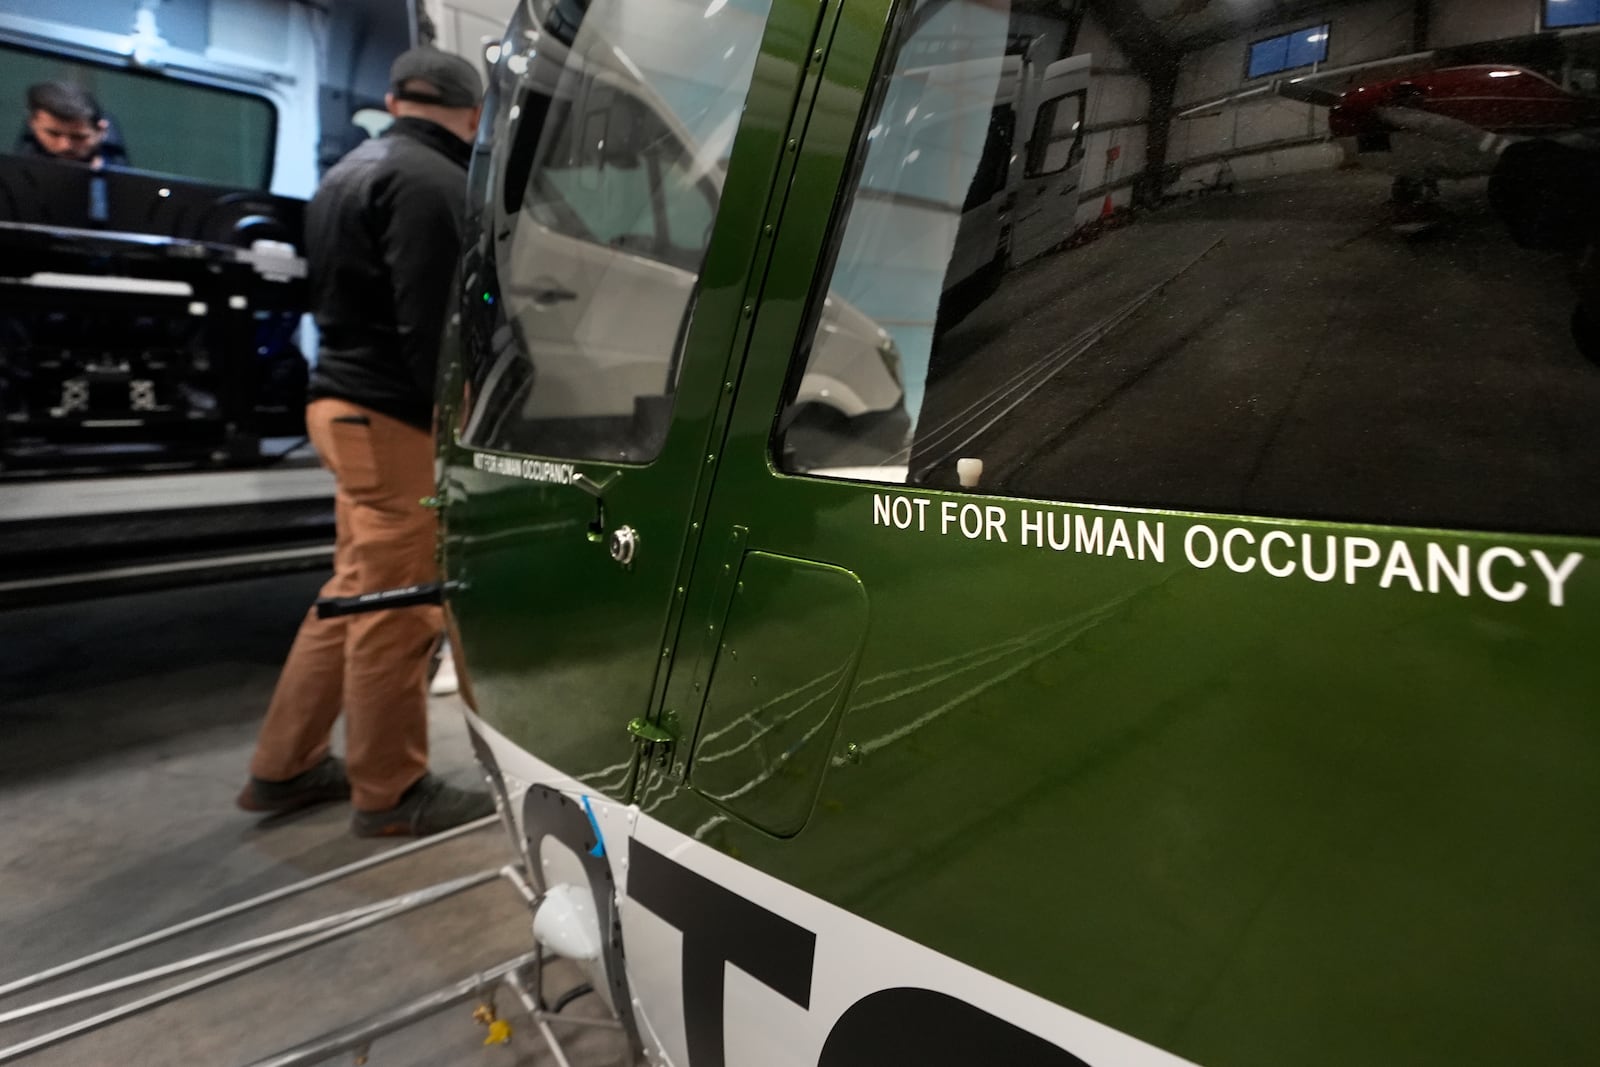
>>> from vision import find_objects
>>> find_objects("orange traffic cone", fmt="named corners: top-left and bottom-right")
top-left (1100, 194), bottom-right (1115, 218)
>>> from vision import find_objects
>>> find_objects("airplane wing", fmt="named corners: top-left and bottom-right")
top-left (1177, 25), bottom-right (1600, 121)
top-left (1272, 80), bottom-right (1341, 107)
top-left (1175, 51), bottom-right (1433, 119)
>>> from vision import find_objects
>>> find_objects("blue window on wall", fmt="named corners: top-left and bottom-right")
top-left (1547, 0), bottom-right (1600, 28)
top-left (1248, 25), bottom-right (1330, 78)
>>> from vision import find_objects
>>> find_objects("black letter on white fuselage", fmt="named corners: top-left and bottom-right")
top-left (819, 988), bottom-right (1093, 1067)
top-left (628, 840), bottom-right (816, 1067)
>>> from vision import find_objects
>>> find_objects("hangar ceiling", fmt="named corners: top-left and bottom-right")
top-left (1139, 0), bottom-right (1360, 49)
top-left (1064, 0), bottom-right (1422, 72)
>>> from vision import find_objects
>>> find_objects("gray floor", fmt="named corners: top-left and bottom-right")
top-left (0, 575), bottom-right (628, 1067)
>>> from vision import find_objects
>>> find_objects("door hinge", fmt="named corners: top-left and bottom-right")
top-left (626, 714), bottom-right (678, 769)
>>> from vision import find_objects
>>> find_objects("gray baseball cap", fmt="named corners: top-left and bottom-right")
top-left (390, 46), bottom-right (483, 108)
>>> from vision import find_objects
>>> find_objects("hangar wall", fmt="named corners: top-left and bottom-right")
top-left (1072, 13), bottom-right (1152, 222)
top-left (1166, 0), bottom-right (1410, 193)
top-left (1428, 0), bottom-right (1540, 46)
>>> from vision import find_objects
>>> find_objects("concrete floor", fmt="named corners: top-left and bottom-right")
top-left (0, 575), bottom-right (629, 1067)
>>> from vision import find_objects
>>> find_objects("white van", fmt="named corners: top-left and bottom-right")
top-left (937, 49), bottom-right (1093, 292)
top-left (460, 11), bottom-right (906, 468)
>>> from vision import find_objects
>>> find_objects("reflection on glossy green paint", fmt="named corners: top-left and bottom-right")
top-left (646, 503), bottom-right (1600, 1067)
top-left (688, 551), bottom-right (868, 835)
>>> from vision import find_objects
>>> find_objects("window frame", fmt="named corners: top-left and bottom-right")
top-left (1024, 89), bottom-right (1087, 179)
top-left (770, 0), bottom-right (932, 463)
top-left (1244, 24), bottom-right (1331, 81)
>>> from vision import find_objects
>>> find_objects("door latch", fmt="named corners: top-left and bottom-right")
top-left (609, 525), bottom-right (639, 567)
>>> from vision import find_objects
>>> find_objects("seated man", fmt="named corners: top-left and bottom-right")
top-left (15, 82), bottom-right (130, 169)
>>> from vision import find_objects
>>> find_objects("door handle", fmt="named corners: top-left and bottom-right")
top-left (530, 285), bottom-right (578, 305)
top-left (316, 581), bottom-right (449, 617)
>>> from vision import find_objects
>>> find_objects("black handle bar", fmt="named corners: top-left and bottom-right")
top-left (315, 582), bottom-right (445, 618)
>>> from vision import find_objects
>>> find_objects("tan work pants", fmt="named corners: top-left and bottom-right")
top-left (249, 398), bottom-right (441, 811)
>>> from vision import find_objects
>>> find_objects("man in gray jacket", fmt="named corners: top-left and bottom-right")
top-left (238, 48), bottom-right (492, 837)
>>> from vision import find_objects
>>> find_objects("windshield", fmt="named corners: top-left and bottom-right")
top-left (1, 43), bottom-right (276, 189)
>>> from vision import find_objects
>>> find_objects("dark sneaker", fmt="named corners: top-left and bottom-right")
top-left (237, 756), bottom-right (350, 814)
top-left (350, 774), bottom-right (495, 838)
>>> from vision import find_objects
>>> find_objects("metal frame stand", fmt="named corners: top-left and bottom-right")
top-left (240, 945), bottom-right (625, 1067)
top-left (0, 814), bottom-right (497, 1005)
top-left (241, 859), bottom-right (631, 1067)
top-left (0, 806), bottom-right (636, 1066)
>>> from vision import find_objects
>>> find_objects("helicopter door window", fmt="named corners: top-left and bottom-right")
top-left (773, 0), bottom-right (1600, 536)
top-left (460, 0), bottom-right (772, 464)
top-left (773, 0), bottom-right (1019, 481)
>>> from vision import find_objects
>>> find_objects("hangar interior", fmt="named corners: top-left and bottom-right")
top-left (788, 0), bottom-right (1600, 538)
top-left (1067, 0), bottom-right (1563, 215)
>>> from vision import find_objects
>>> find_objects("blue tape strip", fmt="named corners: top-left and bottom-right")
top-left (582, 795), bottom-right (606, 858)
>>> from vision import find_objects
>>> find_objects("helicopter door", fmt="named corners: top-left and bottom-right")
top-left (440, 0), bottom-right (806, 792)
